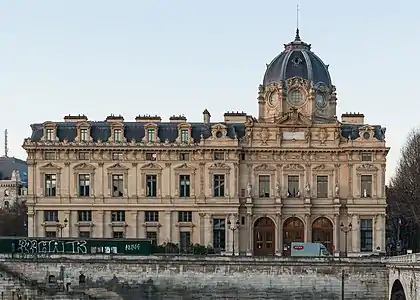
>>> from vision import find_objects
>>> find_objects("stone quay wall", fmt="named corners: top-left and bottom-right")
top-left (0, 255), bottom-right (388, 299)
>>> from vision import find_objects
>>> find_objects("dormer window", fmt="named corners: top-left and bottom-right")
top-left (80, 129), bottom-right (88, 142)
top-left (114, 129), bottom-right (122, 143)
top-left (46, 129), bottom-right (55, 141)
top-left (180, 129), bottom-right (189, 143)
top-left (147, 129), bottom-right (155, 142)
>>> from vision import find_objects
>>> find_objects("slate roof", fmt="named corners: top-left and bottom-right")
top-left (0, 156), bottom-right (28, 185)
top-left (28, 121), bottom-right (386, 143)
top-left (263, 29), bottom-right (332, 87)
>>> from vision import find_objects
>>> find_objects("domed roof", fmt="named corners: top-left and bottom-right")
top-left (263, 30), bottom-right (332, 87)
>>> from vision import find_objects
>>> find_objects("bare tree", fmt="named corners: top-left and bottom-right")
top-left (388, 129), bottom-right (420, 252)
top-left (0, 201), bottom-right (27, 236)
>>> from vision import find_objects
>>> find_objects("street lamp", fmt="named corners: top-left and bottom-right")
top-left (340, 222), bottom-right (352, 257)
top-left (227, 219), bottom-right (240, 256)
top-left (56, 218), bottom-right (68, 237)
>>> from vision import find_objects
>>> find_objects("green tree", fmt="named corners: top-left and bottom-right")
top-left (0, 200), bottom-right (27, 236)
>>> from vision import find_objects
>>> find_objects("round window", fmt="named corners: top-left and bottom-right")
top-left (288, 90), bottom-right (305, 106)
top-left (216, 131), bottom-right (223, 138)
top-left (363, 132), bottom-right (370, 140)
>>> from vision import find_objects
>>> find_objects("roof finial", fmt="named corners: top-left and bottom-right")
top-left (295, 4), bottom-right (301, 41)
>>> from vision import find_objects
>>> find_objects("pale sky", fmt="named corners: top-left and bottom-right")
top-left (1, 1), bottom-right (418, 183)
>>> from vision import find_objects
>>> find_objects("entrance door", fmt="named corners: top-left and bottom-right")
top-left (283, 217), bottom-right (304, 256)
top-left (253, 217), bottom-right (275, 256)
top-left (312, 217), bottom-right (334, 253)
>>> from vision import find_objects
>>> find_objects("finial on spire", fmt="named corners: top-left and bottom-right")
top-left (295, 4), bottom-right (301, 41)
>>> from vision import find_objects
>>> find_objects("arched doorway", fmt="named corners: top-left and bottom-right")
top-left (283, 217), bottom-right (304, 256)
top-left (253, 217), bottom-right (275, 256)
top-left (312, 217), bottom-right (334, 253)
top-left (390, 280), bottom-right (406, 300)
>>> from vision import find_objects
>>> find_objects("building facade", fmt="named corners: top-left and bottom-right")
top-left (22, 30), bottom-right (389, 256)
top-left (0, 156), bottom-right (28, 209)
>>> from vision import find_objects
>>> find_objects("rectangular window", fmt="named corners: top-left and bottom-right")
top-left (180, 129), bottom-right (189, 143)
top-left (112, 174), bottom-right (124, 197)
top-left (178, 211), bottom-right (192, 222)
top-left (44, 210), bottom-right (58, 222)
top-left (79, 231), bottom-right (90, 238)
top-left (179, 175), bottom-right (190, 197)
top-left (258, 175), bottom-right (270, 198)
top-left (78, 174), bottom-right (90, 197)
top-left (240, 153), bottom-right (246, 160)
top-left (45, 174), bottom-right (57, 197)
top-left (45, 231), bottom-right (57, 238)
top-left (214, 152), bottom-right (224, 160)
top-left (46, 129), bottom-right (54, 141)
top-left (180, 231), bottom-right (191, 252)
top-left (144, 211), bottom-right (159, 222)
top-left (112, 152), bottom-right (123, 160)
top-left (361, 152), bottom-right (372, 162)
top-left (146, 175), bottom-right (157, 197)
top-left (212, 218), bottom-right (226, 251)
top-left (44, 151), bottom-right (56, 160)
top-left (179, 153), bottom-right (189, 161)
top-left (360, 219), bottom-right (373, 252)
top-left (113, 129), bottom-right (122, 142)
top-left (77, 210), bottom-right (92, 222)
top-left (316, 175), bottom-right (329, 198)
top-left (146, 152), bottom-right (157, 161)
top-left (113, 231), bottom-right (124, 239)
top-left (146, 231), bottom-right (158, 246)
top-left (213, 174), bottom-right (225, 197)
top-left (80, 128), bottom-right (88, 142)
top-left (287, 175), bottom-right (299, 197)
top-left (78, 151), bottom-right (89, 160)
top-left (147, 128), bottom-right (155, 142)
top-left (361, 175), bottom-right (372, 197)
top-left (111, 211), bottom-right (125, 222)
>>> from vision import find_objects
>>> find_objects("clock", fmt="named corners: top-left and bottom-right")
top-left (268, 91), bottom-right (279, 106)
top-left (315, 93), bottom-right (326, 108)
top-left (288, 90), bottom-right (305, 106)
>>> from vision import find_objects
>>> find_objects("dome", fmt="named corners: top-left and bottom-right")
top-left (263, 30), bottom-right (332, 87)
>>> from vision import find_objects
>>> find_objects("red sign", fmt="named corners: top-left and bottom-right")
top-left (293, 245), bottom-right (304, 250)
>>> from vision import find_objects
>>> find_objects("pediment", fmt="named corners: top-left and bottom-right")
top-left (76, 121), bottom-right (90, 128)
top-left (43, 121), bottom-right (56, 128)
top-left (283, 163), bottom-right (304, 171)
top-left (140, 162), bottom-right (163, 170)
top-left (312, 164), bottom-right (334, 172)
top-left (74, 163), bottom-right (96, 170)
top-left (39, 162), bottom-right (61, 170)
top-left (107, 163), bottom-right (129, 171)
top-left (177, 122), bottom-right (191, 129)
top-left (254, 164), bottom-right (276, 172)
top-left (174, 163), bottom-right (196, 171)
top-left (276, 108), bottom-right (312, 126)
top-left (356, 164), bottom-right (378, 172)
top-left (144, 122), bottom-right (158, 128)
top-left (209, 163), bottom-right (230, 170)
top-left (211, 123), bottom-right (228, 130)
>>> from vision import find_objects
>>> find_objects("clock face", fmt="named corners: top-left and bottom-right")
top-left (315, 93), bottom-right (326, 108)
top-left (288, 90), bottom-right (305, 106)
top-left (268, 91), bottom-right (279, 106)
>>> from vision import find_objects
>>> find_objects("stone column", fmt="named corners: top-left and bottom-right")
top-left (162, 211), bottom-right (173, 243)
top-left (246, 213), bottom-right (253, 256)
top-left (204, 214), bottom-right (212, 247)
top-left (351, 214), bottom-right (359, 253)
top-left (138, 211), bottom-right (145, 239)
top-left (304, 214), bottom-right (311, 242)
top-left (334, 214), bottom-right (340, 253)
top-left (104, 211), bottom-right (111, 238)
top-left (226, 214), bottom-right (235, 255)
top-left (275, 213), bottom-right (282, 256)
top-left (130, 211), bottom-right (138, 238)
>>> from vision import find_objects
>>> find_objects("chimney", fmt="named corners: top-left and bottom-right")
top-left (203, 109), bottom-right (211, 123)
top-left (223, 111), bottom-right (247, 123)
top-left (64, 114), bottom-right (88, 122)
top-left (135, 115), bottom-right (162, 123)
top-left (169, 115), bottom-right (187, 123)
top-left (105, 114), bottom-right (124, 122)
top-left (341, 112), bottom-right (365, 124)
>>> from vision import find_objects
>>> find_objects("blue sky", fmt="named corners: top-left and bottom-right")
top-left (1, 1), bottom-right (419, 182)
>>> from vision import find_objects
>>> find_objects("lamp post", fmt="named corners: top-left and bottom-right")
top-left (340, 222), bottom-right (352, 257)
top-left (56, 218), bottom-right (68, 237)
top-left (227, 219), bottom-right (240, 256)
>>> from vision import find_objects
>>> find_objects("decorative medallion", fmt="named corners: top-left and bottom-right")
top-left (268, 91), bottom-right (279, 107)
top-left (292, 56), bottom-right (303, 67)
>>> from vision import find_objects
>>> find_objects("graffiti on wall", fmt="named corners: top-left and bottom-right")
top-left (16, 239), bottom-right (88, 254)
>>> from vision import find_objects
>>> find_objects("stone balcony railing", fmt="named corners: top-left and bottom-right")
top-left (382, 253), bottom-right (420, 264)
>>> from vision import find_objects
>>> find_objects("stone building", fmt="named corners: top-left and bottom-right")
top-left (0, 156), bottom-right (28, 208)
top-left (22, 30), bottom-right (388, 256)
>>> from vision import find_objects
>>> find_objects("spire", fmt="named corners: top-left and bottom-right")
top-left (4, 129), bottom-right (8, 157)
top-left (295, 4), bottom-right (301, 41)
